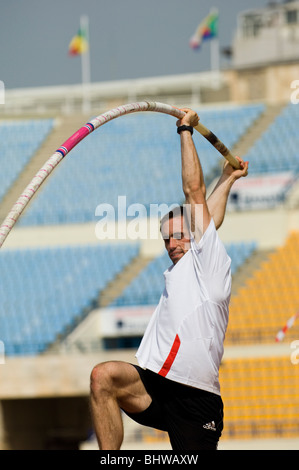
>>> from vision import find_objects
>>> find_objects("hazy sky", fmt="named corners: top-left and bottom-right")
top-left (1, 0), bottom-right (271, 89)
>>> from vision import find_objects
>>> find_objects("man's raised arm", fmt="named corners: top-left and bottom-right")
top-left (177, 108), bottom-right (211, 242)
top-left (207, 157), bottom-right (249, 230)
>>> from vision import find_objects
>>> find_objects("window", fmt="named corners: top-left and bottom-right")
top-left (286, 9), bottom-right (298, 24)
top-left (242, 14), bottom-right (263, 37)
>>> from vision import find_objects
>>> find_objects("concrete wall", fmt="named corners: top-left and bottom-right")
top-left (218, 206), bottom-right (299, 250)
top-left (0, 351), bottom-right (137, 400)
top-left (225, 62), bottom-right (299, 104)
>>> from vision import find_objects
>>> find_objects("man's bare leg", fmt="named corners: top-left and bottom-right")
top-left (90, 361), bottom-right (152, 450)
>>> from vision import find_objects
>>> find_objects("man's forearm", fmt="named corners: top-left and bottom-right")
top-left (180, 129), bottom-right (212, 238)
top-left (207, 154), bottom-right (248, 229)
top-left (180, 131), bottom-right (205, 198)
top-left (207, 173), bottom-right (237, 230)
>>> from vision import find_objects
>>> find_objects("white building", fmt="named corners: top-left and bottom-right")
top-left (233, 0), bottom-right (299, 68)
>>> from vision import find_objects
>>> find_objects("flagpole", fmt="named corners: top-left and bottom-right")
top-left (210, 7), bottom-right (219, 73)
top-left (210, 37), bottom-right (220, 72)
top-left (80, 15), bottom-right (91, 115)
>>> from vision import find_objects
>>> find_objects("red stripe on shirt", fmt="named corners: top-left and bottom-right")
top-left (158, 334), bottom-right (181, 377)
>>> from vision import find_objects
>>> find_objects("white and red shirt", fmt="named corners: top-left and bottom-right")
top-left (136, 218), bottom-right (231, 396)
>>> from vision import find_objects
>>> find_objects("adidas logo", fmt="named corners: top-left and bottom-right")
top-left (203, 421), bottom-right (216, 431)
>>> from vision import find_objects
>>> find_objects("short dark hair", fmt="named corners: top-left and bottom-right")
top-left (160, 205), bottom-right (184, 229)
top-left (160, 205), bottom-right (192, 239)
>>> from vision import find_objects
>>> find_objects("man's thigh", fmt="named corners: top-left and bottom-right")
top-left (121, 365), bottom-right (168, 433)
top-left (97, 361), bottom-right (152, 414)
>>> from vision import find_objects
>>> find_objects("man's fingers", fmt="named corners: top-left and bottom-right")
top-left (235, 156), bottom-right (249, 172)
top-left (240, 161), bottom-right (249, 176)
top-left (178, 108), bottom-right (200, 127)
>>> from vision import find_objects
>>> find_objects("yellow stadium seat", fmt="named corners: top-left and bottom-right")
top-left (226, 231), bottom-right (299, 345)
top-left (220, 356), bottom-right (299, 440)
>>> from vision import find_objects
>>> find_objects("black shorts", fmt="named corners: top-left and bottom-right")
top-left (123, 365), bottom-right (224, 451)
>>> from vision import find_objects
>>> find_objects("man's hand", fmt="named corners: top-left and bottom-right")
top-left (222, 156), bottom-right (249, 181)
top-left (177, 108), bottom-right (199, 128)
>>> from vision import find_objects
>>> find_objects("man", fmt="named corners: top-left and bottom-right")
top-left (90, 108), bottom-right (249, 450)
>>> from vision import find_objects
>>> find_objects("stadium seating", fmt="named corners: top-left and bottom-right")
top-left (226, 230), bottom-right (299, 344)
top-left (18, 104), bottom-right (265, 226)
top-left (244, 103), bottom-right (299, 174)
top-left (220, 356), bottom-right (299, 440)
top-left (0, 242), bottom-right (139, 355)
top-left (0, 119), bottom-right (54, 202)
top-left (110, 240), bottom-right (257, 308)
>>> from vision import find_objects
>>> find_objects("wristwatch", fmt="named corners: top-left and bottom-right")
top-left (177, 125), bottom-right (193, 135)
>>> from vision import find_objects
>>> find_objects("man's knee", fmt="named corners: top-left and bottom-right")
top-left (90, 362), bottom-right (151, 414)
top-left (90, 361), bottom-right (119, 397)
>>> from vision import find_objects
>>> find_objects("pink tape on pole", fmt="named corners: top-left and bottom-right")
top-left (57, 125), bottom-right (94, 157)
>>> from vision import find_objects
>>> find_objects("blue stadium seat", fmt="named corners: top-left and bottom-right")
top-left (0, 242), bottom-right (139, 355)
top-left (244, 103), bottom-right (299, 174)
top-left (0, 119), bottom-right (54, 202)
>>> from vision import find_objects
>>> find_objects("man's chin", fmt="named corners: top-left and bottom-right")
top-left (171, 253), bottom-right (183, 264)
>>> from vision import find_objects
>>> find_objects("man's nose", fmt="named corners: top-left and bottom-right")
top-left (169, 237), bottom-right (179, 249)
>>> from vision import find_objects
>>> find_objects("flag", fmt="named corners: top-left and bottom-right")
top-left (275, 312), bottom-right (299, 342)
top-left (190, 9), bottom-right (219, 50)
top-left (68, 25), bottom-right (89, 56)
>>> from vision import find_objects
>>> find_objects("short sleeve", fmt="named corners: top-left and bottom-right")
top-left (190, 218), bottom-right (231, 279)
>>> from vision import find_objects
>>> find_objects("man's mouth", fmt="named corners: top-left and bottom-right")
top-left (170, 250), bottom-right (182, 259)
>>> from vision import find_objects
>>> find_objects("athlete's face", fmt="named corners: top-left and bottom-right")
top-left (161, 216), bottom-right (191, 264)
